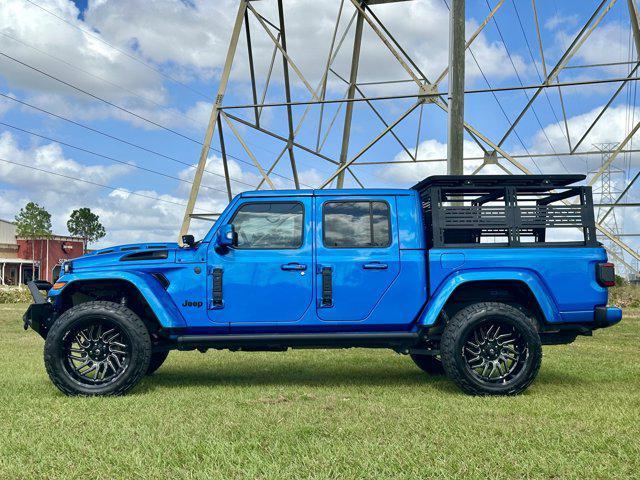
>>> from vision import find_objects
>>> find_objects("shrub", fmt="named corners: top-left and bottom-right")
top-left (610, 284), bottom-right (640, 309)
top-left (0, 286), bottom-right (32, 304)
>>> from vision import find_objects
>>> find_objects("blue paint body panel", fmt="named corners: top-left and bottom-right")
top-left (49, 189), bottom-right (618, 335)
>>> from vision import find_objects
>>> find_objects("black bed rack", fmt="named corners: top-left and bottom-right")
top-left (411, 175), bottom-right (598, 248)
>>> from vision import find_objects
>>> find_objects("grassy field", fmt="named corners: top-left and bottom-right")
top-left (1, 304), bottom-right (639, 479)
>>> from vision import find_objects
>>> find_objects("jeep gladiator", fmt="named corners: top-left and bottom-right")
top-left (23, 175), bottom-right (622, 396)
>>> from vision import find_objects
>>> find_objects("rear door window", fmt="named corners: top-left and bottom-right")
top-left (323, 201), bottom-right (390, 248)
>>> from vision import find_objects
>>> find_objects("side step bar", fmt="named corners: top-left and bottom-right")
top-left (175, 332), bottom-right (419, 350)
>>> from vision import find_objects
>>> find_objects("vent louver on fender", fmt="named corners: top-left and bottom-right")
top-left (120, 250), bottom-right (168, 262)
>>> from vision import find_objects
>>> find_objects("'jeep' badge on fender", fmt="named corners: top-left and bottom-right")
top-left (182, 300), bottom-right (203, 308)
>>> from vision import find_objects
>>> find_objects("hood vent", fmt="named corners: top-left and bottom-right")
top-left (120, 250), bottom-right (168, 262)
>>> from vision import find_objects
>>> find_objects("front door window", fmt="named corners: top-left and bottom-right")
top-left (231, 202), bottom-right (303, 249)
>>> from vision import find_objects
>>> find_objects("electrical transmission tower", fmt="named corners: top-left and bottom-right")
top-left (177, 0), bottom-right (640, 270)
top-left (591, 143), bottom-right (630, 277)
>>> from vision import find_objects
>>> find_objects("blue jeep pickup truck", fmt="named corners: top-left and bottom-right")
top-left (23, 175), bottom-right (622, 396)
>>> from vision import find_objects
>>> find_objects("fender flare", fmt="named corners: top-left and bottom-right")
top-left (417, 269), bottom-right (560, 326)
top-left (50, 271), bottom-right (187, 329)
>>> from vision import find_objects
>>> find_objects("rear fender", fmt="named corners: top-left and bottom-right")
top-left (49, 271), bottom-right (186, 329)
top-left (418, 269), bottom-right (560, 326)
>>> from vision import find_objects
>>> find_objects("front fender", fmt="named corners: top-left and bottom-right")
top-left (418, 269), bottom-right (560, 326)
top-left (49, 271), bottom-right (187, 329)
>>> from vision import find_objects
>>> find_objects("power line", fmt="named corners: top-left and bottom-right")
top-left (0, 120), bottom-right (230, 195)
top-left (441, 0), bottom-right (543, 173)
top-left (481, 0), bottom-right (567, 172)
top-left (0, 156), bottom-right (191, 208)
top-left (0, 30), bottom-right (204, 128)
top-left (22, 0), bottom-right (214, 101)
top-left (0, 51), bottom-right (206, 146)
top-left (0, 93), bottom-right (271, 189)
top-left (0, 52), bottom-right (306, 187)
top-left (510, 1), bottom-right (569, 145)
top-left (0, 33), bottom-right (298, 176)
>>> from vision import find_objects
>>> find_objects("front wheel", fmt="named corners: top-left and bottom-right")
top-left (440, 302), bottom-right (542, 396)
top-left (44, 301), bottom-right (152, 396)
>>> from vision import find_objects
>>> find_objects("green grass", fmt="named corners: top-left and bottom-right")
top-left (1, 304), bottom-right (639, 479)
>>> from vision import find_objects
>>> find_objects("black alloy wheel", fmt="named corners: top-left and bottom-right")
top-left (461, 320), bottom-right (527, 384)
top-left (63, 319), bottom-right (131, 385)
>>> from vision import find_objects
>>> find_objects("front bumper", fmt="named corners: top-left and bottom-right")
top-left (594, 306), bottom-right (623, 328)
top-left (22, 281), bottom-right (55, 339)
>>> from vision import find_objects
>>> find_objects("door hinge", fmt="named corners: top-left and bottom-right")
top-left (319, 266), bottom-right (333, 308)
top-left (209, 267), bottom-right (224, 310)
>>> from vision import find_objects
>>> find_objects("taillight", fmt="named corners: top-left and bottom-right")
top-left (596, 262), bottom-right (615, 287)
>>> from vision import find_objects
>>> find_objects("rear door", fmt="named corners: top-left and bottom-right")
top-left (315, 196), bottom-right (400, 322)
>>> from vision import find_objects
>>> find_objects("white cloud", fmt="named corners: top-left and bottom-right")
top-left (544, 12), bottom-right (580, 31)
top-left (0, 131), bottom-right (216, 246)
top-left (376, 138), bottom-right (484, 185)
top-left (556, 22), bottom-right (632, 74)
top-left (0, 0), bottom-right (166, 102)
top-left (531, 105), bottom-right (640, 157)
top-left (0, 0), bottom-right (532, 133)
top-left (0, 131), bottom-right (130, 193)
top-left (86, 0), bottom-right (529, 94)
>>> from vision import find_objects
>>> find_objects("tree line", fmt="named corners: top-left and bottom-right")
top-left (15, 202), bottom-right (106, 253)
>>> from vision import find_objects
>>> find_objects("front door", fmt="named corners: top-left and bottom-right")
top-left (315, 196), bottom-right (400, 322)
top-left (207, 198), bottom-right (314, 325)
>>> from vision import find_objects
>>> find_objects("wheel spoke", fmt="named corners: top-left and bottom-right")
top-left (109, 353), bottom-right (122, 369)
top-left (101, 328), bottom-right (116, 341)
top-left (491, 325), bottom-right (500, 340)
top-left (465, 343), bottom-right (480, 355)
top-left (462, 319), bottom-right (527, 384)
top-left (486, 324), bottom-right (494, 339)
top-left (76, 332), bottom-right (90, 347)
top-left (63, 320), bottom-right (129, 385)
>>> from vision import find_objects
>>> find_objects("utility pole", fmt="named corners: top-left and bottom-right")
top-left (336, 4), bottom-right (365, 188)
top-left (277, 0), bottom-right (300, 189)
top-left (447, 0), bottom-right (465, 175)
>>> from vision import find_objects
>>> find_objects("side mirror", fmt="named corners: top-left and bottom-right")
top-left (181, 234), bottom-right (196, 248)
top-left (216, 224), bottom-right (237, 249)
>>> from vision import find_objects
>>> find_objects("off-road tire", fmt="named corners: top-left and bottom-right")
top-left (410, 354), bottom-right (445, 375)
top-left (440, 302), bottom-right (542, 396)
top-left (146, 351), bottom-right (169, 375)
top-left (44, 301), bottom-right (151, 396)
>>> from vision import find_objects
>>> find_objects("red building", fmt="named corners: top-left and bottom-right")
top-left (1, 219), bottom-right (86, 284)
top-left (17, 236), bottom-right (85, 283)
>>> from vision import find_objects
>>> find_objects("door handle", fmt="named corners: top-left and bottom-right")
top-left (363, 262), bottom-right (388, 270)
top-left (281, 263), bottom-right (307, 271)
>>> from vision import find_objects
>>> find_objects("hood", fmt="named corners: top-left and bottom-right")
top-left (68, 242), bottom-right (179, 271)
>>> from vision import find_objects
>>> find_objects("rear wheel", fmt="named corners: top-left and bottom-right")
top-left (146, 351), bottom-right (169, 375)
top-left (440, 302), bottom-right (542, 396)
top-left (410, 354), bottom-right (444, 375)
top-left (44, 301), bottom-right (151, 396)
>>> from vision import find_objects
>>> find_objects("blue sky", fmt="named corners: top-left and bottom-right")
top-left (0, 0), bottom-right (638, 256)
